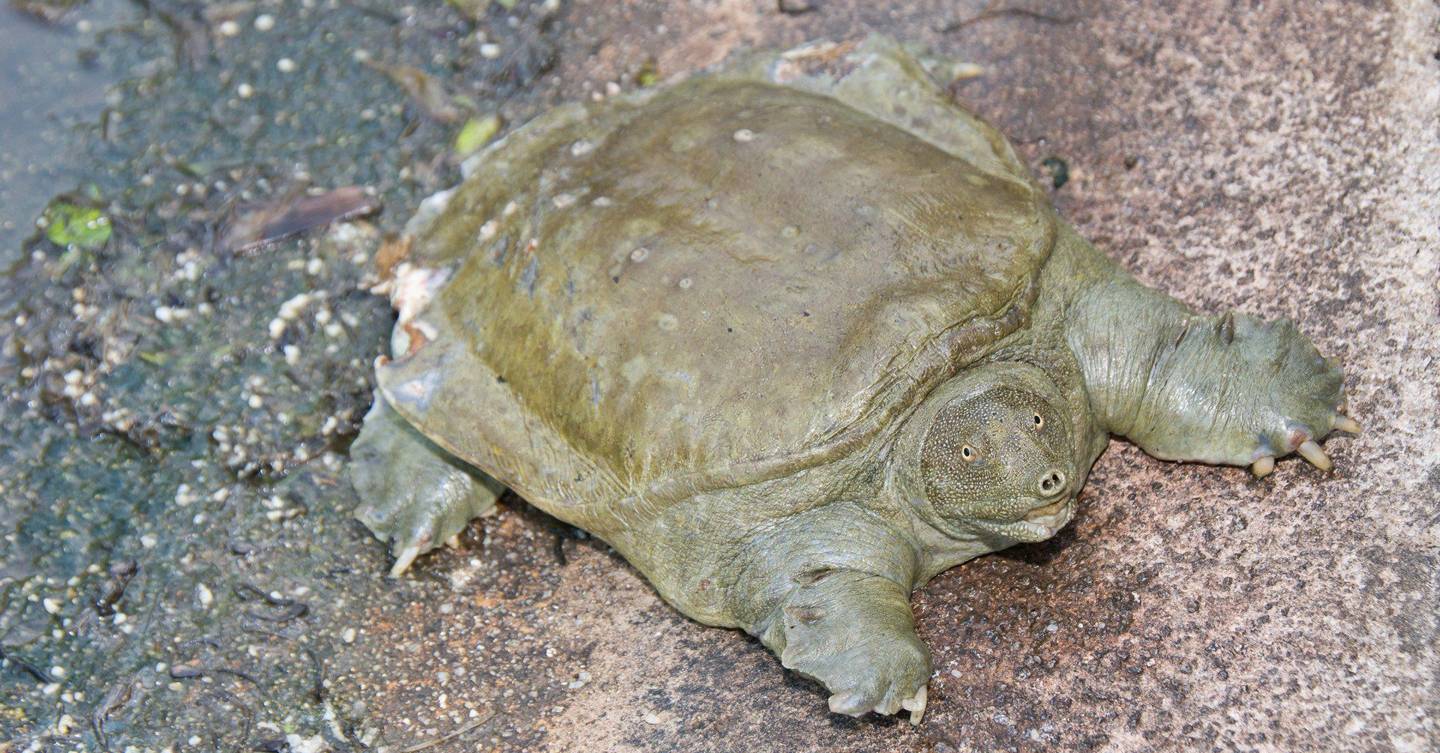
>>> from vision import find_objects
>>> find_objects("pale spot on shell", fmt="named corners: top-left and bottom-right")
top-left (552, 193), bottom-right (577, 209)
top-left (677, 277), bottom-right (693, 290)
top-left (391, 264), bottom-right (451, 328)
top-left (630, 247), bottom-right (650, 262)
top-left (657, 313), bottom-right (678, 331)
top-left (477, 219), bottom-right (498, 241)
top-left (570, 140), bottom-right (595, 157)
top-left (780, 225), bottom-right (799, 239)
top-left (592, 196), bottom-right (613, 207)
top-left (502, 200), bottom-right (519, 217)
top-left (733, 128), bottom-right (756, 143)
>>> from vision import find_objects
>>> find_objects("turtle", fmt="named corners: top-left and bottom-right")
top-left (348, 36), bottom-right (1359, 722)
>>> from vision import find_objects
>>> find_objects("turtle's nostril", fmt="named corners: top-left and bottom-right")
top-left (1038, 470), bottom-right (1066, 498)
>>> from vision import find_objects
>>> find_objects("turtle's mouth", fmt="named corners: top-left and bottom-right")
top-left (1025, 496), bottom-right (1068, 522)
top-left (969, 497), bottom-right (1075, 543)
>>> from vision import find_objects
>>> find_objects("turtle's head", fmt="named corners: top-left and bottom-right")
top-left (901, 363), bottom-right (1080, 544)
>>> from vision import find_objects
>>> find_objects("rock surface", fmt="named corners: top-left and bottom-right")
top-left (1, 1), bottom-right (1435, 752)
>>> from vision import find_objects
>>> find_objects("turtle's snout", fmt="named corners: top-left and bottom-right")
top-left (1036, 469), bottom-right (1067, 499)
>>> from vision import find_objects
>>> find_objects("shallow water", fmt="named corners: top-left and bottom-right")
top-left (0, 1), bottom-right (564, 747)
top-left (0, 2), bottom-right (133, 267)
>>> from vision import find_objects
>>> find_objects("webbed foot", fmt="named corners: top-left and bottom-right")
top-left (1208, 315), bottom-right (1358, 477)
top-left (768, 570), bottom-right (931, 723)
top-left (349, 395), bottom-right (504, 576)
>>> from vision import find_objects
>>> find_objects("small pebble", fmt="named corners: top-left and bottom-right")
top-left (254, 14), bottom-right (275, 31)
top-left (479, 43), bottom-right (502, 59)
top-left (342, 627), bottom-right (357, 644)
top-left (217, 20), bottom-right (240, 37)
top-left (237, 83), bottom-right (255, 99)
top-left (277, 58), bottom-right (297, 73)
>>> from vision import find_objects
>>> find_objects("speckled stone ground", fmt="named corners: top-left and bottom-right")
top-left (2, 1), bottom-right (1436, 752)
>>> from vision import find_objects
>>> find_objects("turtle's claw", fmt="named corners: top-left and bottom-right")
top-left (1332, 414), bottom-right (1363, 434)
top-left (389, 544), bottom-right (422, 578)
top-left (1297, 440), bottom-right (1332, 472)
top-left (1251, 456), bottom-right (1276, 479)
top-left (901, 686), bottom-right (927, 725)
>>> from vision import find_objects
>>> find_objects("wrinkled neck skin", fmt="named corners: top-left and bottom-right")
top-left (885, 224), bottom-right (1113, 585)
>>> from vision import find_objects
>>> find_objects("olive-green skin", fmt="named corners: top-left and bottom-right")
top-left (350, 37), bottom-right (1352, 722)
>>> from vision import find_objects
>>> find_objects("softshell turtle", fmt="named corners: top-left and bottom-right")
top-left (349, 37), bottom-right (1358, 722)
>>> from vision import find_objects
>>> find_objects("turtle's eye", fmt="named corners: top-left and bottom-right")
top-left (960, 445), bottom-right (977, 462)
top-left (1032, 413), bottom-right (1044, 430)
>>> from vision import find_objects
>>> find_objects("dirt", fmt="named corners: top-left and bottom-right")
top-left (1, 1), bottom-right (1436, 752)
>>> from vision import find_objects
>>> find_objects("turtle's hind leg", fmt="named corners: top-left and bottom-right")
top-left (349, 393), bottom-right (506, 576)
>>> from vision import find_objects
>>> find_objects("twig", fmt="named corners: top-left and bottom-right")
top-left (92, 677), bottom-right (137, 752)
top-left (395, 712), bottom-right (495, 753)
top-left (940, 4), bottom-right (1080, 33)
top-left (0, 646), bottom-right (53, 683)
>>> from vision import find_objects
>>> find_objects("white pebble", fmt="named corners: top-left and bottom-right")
top-left (342, 627), bottom-right (357, 644)
top-left (254, 14), bottom-right (275, 31)
top-left (277, 58), bottom-right (297, 73)
top-left (197, 584), bottom-right (214, 608)
top-left (477, 219), bottom-right (498, 241)
top-left (43, 597), bottom-right (62, 615)
top-left (217, 19), bottom-right (240, 37)
top-left (237, 83), bottom-right (255, 99)
top-left (140, 534), bottom-right (158, 549)
top-left (479, 43), bottom-right (501, 59)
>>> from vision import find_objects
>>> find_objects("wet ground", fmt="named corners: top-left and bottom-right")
top-left (1, 1), bottom-right (1437, 752)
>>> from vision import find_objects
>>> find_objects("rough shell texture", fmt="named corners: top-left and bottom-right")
top-left (378, 38), bottom-right (1055, 521)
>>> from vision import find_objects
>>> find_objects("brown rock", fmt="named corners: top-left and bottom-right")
top-left (343, 2), bottom-right (1439, 751)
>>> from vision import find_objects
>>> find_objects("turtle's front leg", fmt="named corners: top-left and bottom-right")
top-left (350, 393), bottom-right (506, 575)
top-left (1062, 236), bottom-right (1358, 475)
top-left (762, 567), bottom-right (931, 721)
top-left (737, 505), bottom-right (930, 722)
